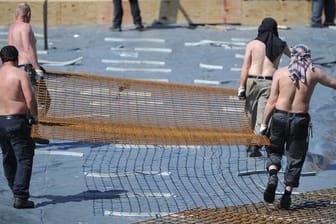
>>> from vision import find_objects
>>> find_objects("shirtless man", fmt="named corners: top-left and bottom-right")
top-left (238, 17), bottom-right (290, 157)
top-left (261, 44), bottom-right (336, 209)
top-left (0, 45), bottom-right (38, 209)
top-left (8, 2), bottom-right (50, 144)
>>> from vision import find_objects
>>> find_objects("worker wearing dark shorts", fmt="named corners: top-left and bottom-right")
top-left (266, 109), bottom-right (311, 188)
top-left (0, 114), bottom-right (35, 201)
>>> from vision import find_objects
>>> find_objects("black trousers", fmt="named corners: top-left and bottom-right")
top-left (0, 115), bottom-right (35, 199)
top-left (113, 0), bottom-right (142, 28)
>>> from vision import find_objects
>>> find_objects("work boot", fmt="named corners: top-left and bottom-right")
top-left (279, 193), bottom-right (291, 209)
top-left (264, 175), bottom-right (278, 203)
top-left (13, 198), bottom-right (35, 209)
top-left (249, 146), bottom-right (262, 157)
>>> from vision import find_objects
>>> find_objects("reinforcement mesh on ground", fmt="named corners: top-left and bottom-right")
top-left (32, 71), bottom-right (335, 223)
top-left (32, 70), bottom-right (268, 146)
top-left (135, 187), bottom-right (336, 224)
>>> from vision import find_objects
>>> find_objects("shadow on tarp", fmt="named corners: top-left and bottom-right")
top-left (33, 189), bottom-right (127, 208)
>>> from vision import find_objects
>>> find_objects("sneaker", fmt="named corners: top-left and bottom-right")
top-left (249, 146), bottom-right (262, 157)
top-left (279, 194), bottom-right (291, 209)
top-left (264, 175), bottom-right (278, 203)
top-left (13, 198), bottom-right (35, 209)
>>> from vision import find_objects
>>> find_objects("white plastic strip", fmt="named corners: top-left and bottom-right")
top-left (104, 37), bottom-right (165, 43)
top-left (35, 150), bottom-right (84, 157)
top-left (134, 47), bottom-right (172, 53)
top-left (199, 63), bottom-right (223, 70)
top-left (230, 67), bottom-right (241, 72)
top-left (101, 59), bottom-right (165, 65)
top-left (106, 67), bottom-right (171, 73)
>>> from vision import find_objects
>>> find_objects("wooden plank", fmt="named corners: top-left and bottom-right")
top-left (0, 0), bottom-right (312, 26)
top-left (242, 0), bottom-right (311, 25)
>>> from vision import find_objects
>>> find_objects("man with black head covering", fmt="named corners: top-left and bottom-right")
top-left (260, 44), bottom-right (336, 209)
top-left (238, 17), bottom-right (290, 157)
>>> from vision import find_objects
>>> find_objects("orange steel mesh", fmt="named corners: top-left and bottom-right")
top-left (32, 70), bottom-right (269, 146)
top-left (136, 187), bottom-right (336, 224)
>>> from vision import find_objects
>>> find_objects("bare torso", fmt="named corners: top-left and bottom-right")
top-left (8, 21), bottom-right (37, 66)
top-left (273, 66), bottom-right (336, 113)
top-left (246, 40), bottom-right (281, 77)
top-left (0, 64), bottom-right (34, 115)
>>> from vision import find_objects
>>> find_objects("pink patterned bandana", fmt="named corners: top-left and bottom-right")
top-left (288, 44), bottom-right (313, 84)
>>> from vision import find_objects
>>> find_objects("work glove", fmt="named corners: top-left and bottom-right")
top-left (259, 124), bottom-right (268, 135)
top-left (238, 87), bottom-right (246, 100)
top-left (35, 69), bottom-right (44, 81)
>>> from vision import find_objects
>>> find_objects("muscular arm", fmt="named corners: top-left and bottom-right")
top-left (262, 71), bottom-right (280, 126)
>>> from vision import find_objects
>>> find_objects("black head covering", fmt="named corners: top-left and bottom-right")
top-left (255, 17), bottom-right (286, 62)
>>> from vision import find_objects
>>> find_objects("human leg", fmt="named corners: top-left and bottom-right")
top-left (323, 0), bottom-right (335, 25)
top-left (9, 119), bottom-right (35, 208)
top-left (280, 115), bottom-right (310, 209)
top-left (112, 0), bottom-right (123, 30)
top-left (249, 81), bottom-right (272, 157)
top-left (264, 114), bottom-right (286, 203)
top-left (311, 0), bottom-right (323, 27)
top-left (129, 0), bottom-right (143, 29)
top-left (1, 141), bottom-right (17, 191)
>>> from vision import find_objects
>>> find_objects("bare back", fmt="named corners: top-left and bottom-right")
top-left (0, 64), bottom-right (36, 115)
top-left (8, 21), bottom-right (38, 67)
top-left (245, 40), bottom-right (281, 76)
top-left (272, 67), bottom-right (336, 113)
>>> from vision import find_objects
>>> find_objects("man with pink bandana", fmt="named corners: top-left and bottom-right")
top-left (261, 44), bottom-right (336, 209)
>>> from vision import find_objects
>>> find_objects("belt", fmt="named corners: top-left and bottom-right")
top-left (274, 109), bottom-right (309, 117)
top-left (0, 114), bottom-right (27, 120)
top-left (248, 75), bottom-right (272, 80)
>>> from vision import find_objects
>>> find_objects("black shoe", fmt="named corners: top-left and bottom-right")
top-left (135, 24), bottom-right (144, 31)
top-left (279, 194), bottom-right (291, 209)
top-left (109, 26), bottom-right (121, 32)
top-left (249, 146), bottom-right (262, 157)
top-left (264, 175), bottom-right (278, 203)
top-left (33, 137), bottom-right (50, 144)
top-left (246, 145), bottom-right (252, 152)
top-left (311, 23), bottom-right (323, 28)
top-left (13, 198), bottom-right (35, 209)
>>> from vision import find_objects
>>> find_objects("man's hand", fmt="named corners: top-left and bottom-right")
top-left (35, 69), bottom-right (44, 81)
top-left (238, 87), bottom-right (246, 100)
top-left (259, 124), bottom-right (268, 135)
